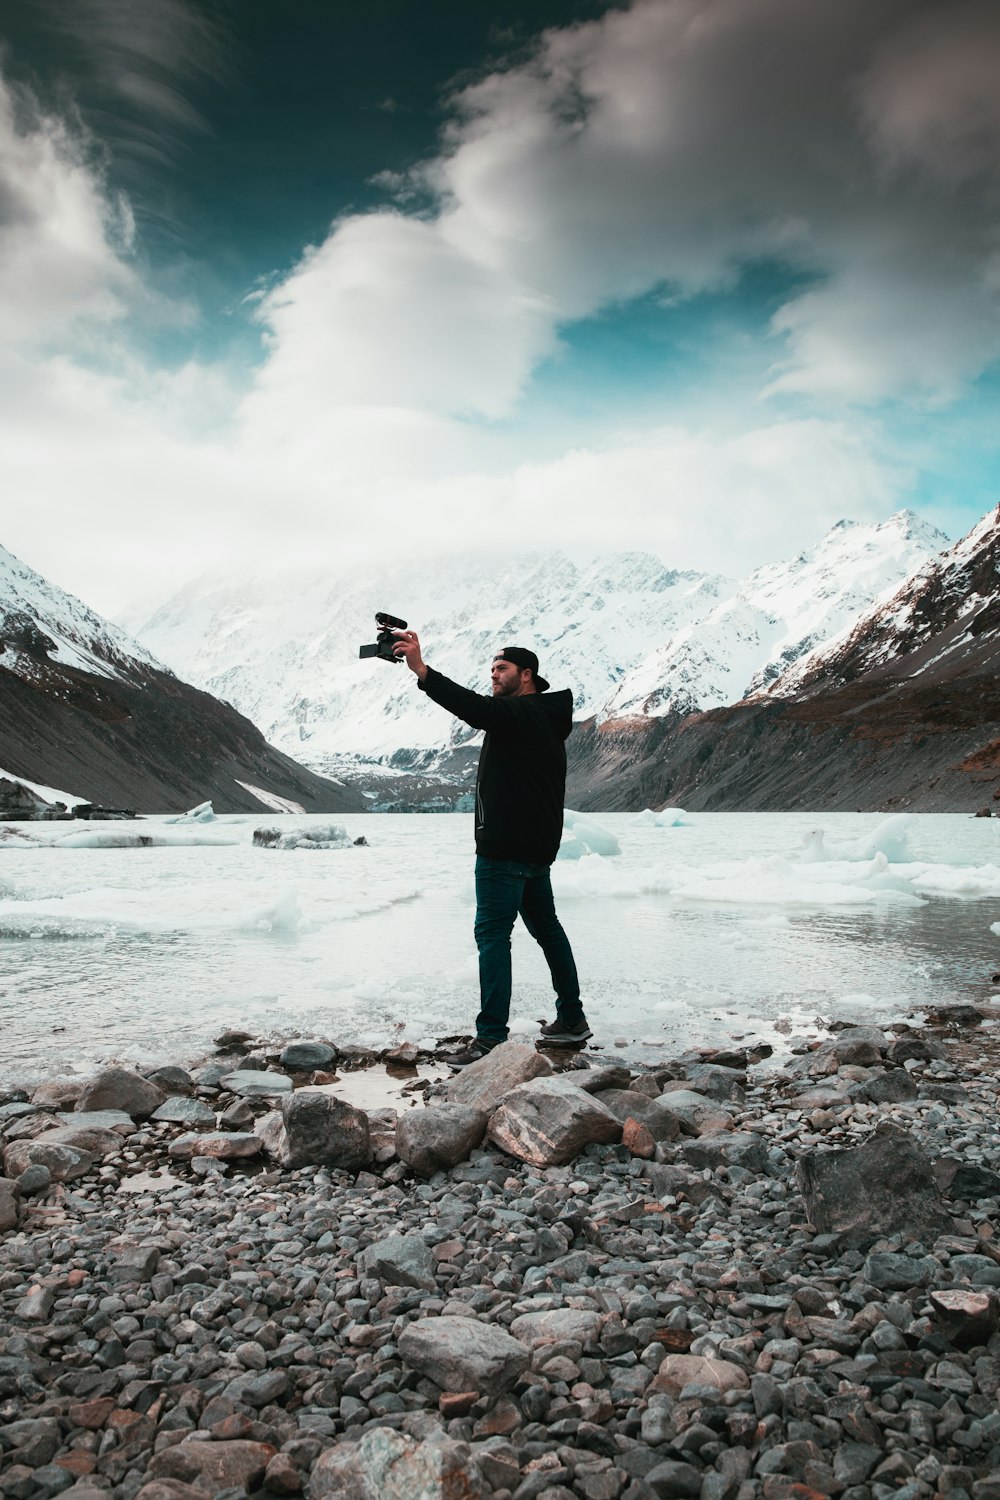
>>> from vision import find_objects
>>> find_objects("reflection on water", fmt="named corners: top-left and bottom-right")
top-left (1, 811), bottom-right (999, 1083)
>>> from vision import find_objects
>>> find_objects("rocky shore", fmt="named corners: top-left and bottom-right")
top-left (2, 1011), bottom-right (1000, 1500)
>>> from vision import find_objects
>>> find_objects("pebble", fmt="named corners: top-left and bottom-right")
top-left (1, 1022), bottom-right (999, 1499)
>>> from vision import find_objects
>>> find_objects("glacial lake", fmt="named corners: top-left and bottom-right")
top-left (1, 811), bottom-right (999, 1085)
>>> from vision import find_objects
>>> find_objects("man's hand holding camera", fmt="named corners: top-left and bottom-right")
top-left (392, 629), bottom-right (428, 682)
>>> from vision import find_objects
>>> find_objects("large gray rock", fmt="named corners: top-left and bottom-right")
top-left (398, 1315), bottom-right (530, 1393)
top-left (34, 1124), bottom-right (124, 1157)
top-left (151, 1096), bottom-right (216, 1128)
top-left (148, 1439), bottom-right (276, 1490)
top-left (311, 1426), bottom-right (488, 1500)
top-left (487, 1077), bottom-right (621, 1167)
top-left (575, 1064), bottom-right (633, 1093)
top-left (395, 1104), bottom-right (487, 1176)
top-left (446, 1040), bottom-right (551, 1115)
top-left (0, 1176), bottom-right (18, 1231)
top-left (509, 1308), bottom-right (602, 1349)
top-left (652, 1089), bottom-right (735, 1136)
top-left (678, 1131), bottom-right (767, 1173)
top-left (167, 1132), bottom-right (262, 1161)
top-left (677, 1063), bottom-right (747, 1102)
top-left (220, 1070), bottom-right (292, 1097)
top-left (257, 1091), bottom-right (371, 1171)
top-left (785, 1027), bottom-right (889, 1079)
top-left (361, 1234), bottom-right (436, 1291)
top-left (279, 1040), bottom-right (337, 1070)
top-left (56, 1110), bottom-right (134, 1132)
top-left (796, 1122), bottom-right (955, 1248)
top-left (592, 1090), bottom-right (680, 1141)
top-left (75, 1067), bottom-right (166, 1119)
top-left (30, 1080), bottom-right (83, 1110)
top-left (3, 1139), bottom-right (95, 1182)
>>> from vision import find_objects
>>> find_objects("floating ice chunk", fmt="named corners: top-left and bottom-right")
top-left (674, 853), bottom-right (926, 907)
top-left (55, 828), bottom-right (240, 849)
top-left (631, 807), bottom-right (687, 827)
top-left (913, 863), bottom-right (1000, 898)
top-left (244, 890), bottom-right (303, 935)
top-left (558, 810), bottom-right (621, 859)
top-left (992, 921), bottom-right (1000, 937)
top-left (166, 801), bottom-right (216, 824)
top-left (253, 823), bottom-right (352, 851)
top-left (799, 829), bottom-right (830, 863)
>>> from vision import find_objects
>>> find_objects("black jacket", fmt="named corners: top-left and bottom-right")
top-left (419, 667), bottom-right (573, 865)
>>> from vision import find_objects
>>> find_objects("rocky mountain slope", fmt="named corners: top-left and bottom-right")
top-left (567, 505), bottom-right (1000, 812)
top-left (127, 511), bottom-right (944, 807)
top-left (0, 546), bottom-right (361, 814)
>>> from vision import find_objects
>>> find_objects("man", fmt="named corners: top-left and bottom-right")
top-left (392, 629), bottom-right (591, 1067)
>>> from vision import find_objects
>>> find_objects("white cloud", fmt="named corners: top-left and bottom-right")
top-left (0, 76), bottom-right (135, 343)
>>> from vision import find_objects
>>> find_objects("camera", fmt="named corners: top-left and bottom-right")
top-left (359, 611), bottom-right (408, 664)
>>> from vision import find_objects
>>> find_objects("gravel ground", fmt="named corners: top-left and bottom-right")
top-left (1, 1014), bottom-right (999, 1500)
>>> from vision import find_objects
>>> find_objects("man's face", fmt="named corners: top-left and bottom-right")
top-left (491, 657), bottom-right (531, 697)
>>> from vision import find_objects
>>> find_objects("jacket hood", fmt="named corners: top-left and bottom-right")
top-left (539, 687), bottom-right (573, 741)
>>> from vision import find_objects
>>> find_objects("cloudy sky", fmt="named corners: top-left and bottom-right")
top-left (2, 0), bottom-right (999, 615)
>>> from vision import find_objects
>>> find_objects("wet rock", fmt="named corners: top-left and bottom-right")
top-left (30, 1080), bottom-right (83, 1109)
top-left (279, 1041), bottom-right (337, 1071)
top-left (258, 1091), bottom-right (372, 1171)
top-left (395, 1103), bottom-right (487, 1175)
top-left (383, 1042), bottom-right (420, 1066)
top-left (361, 1233), bottom-right (436, 1291)
top-left (446, 1040), bottom-right (552, 1114)
top-left (652, 1089), bottom-right (736, 1136)
top-left (593, 1091), bottom-right (681, 1141)
top-left (3, 1139), bottom-right (95, 1182)
top-left (398, 1315), bottom-right (530, 1392)
top-left (13, 1164), bottom-right (49, 1195)
top-left (151, 1096), bottom-right (216, 1127)
top-left (575, 1064), bottom-right (633, 1093)
top-left (848, 1070), bottom-right (919, 1104)
top-left (487, 1077), bottom-right (621, 1167)
top-left (221, 1070), bottom-right (293, 1097)
top-left (621, 1116), bottom-right (656, 1157)
top-left (75, 1067), bottom-right (166, 1118)
top-left (311, 1426), bottom-right (488, 1500)
top-left (34, 1124), bottom-right (125, 1156)
top-left (678, 1062), bottom-right (747, 1102)
top-left (863, 1251), bottom-right (937, 1289)
top-left (167, 1131), bottom-right (262, 1160)
top-left (796, 1121), bottom-right (955, 1247)
top-left (144, 1065), bottom-right (194, 1095)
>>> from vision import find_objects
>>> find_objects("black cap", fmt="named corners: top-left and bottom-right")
top-left (494, 646), bottom-right (549, 693)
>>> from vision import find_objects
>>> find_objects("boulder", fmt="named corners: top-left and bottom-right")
top-left (145, 1065), bottom-right (194, 1095)
top-left (257, 1091), bottom-right (371, 1171)
top-left (785, 1028), bottom-right (888, 1078)
top-left (75, 1067), bottom-right (166, 1119)
top-left (147, 1440), bottom-right (276, 1490)
top-left (446, 1041), bottom-right (552, 1115)
top-left (167, 1132), bottom-right (262, 1161)
top-left (863, 1252), bottom-right (937, 1290)
top-left (31, 1080), bottom-right (84, 1110)
top-left (678, 1132), bottom-right (767, 1173)
top-left (487, 1077), bottom-right (621, 1167)
top-left (575, 1064), bottom-right (633, 1094)
top-left (56, 1110), bottom-right (134, 1132)
top-left (151, 1097), bottom-right (216, 1128)
top-left (34, 1125), bottom-right (125, 1157)
top-left (395, 1103), bottom-right (487, 1176)
top-left (509, 1308), bottom-right (602, 1349)
top-left (796, 1122), bottom-right (955, 1248)
top-left (311, 1426), bottom-right (488, 1500)
top-left (652, 1089), bottom-right (736, 1136)
top-left (398, 1315), bottom-right (530, 1393)
top-left (220, 1070), bottom-right (292, 1097)
top-left (592, 1090), bottom-right (680, 1141)
top-left (848, 1070), bottom-right (918, 1105)
top-left (3, 1140), bottom-right (95, 1182)
top-left (0, 1177), bottom-right (19, 1231)
top-left (677, 1063), bottom-right (747, 1102)
top-left (279, 1041), bottom-right (337, 1071)
top-left (361, 1233), bottom-right (436, 1291)
top-left (932, 1159), bottom-right (1000, 1200)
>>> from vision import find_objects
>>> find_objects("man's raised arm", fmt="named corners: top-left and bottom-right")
top-left (392, 629), bottom-right (515, 733)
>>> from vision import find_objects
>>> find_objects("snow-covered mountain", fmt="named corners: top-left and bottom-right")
top-left (0, 544), bottom-right (359, 814)
top-left (127, 511), bottom-right (948, 794)
top-left (0, 544), bottom-right (165, 685)
top-left (603, 512), bottom-right (948, 717)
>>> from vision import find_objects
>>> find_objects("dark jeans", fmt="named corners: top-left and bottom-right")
top-left (473, 855), bottom-right (582, 1044)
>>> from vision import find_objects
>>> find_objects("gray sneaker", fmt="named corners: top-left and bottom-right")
top-left (538, 1019), bottom-right (592, 1047)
